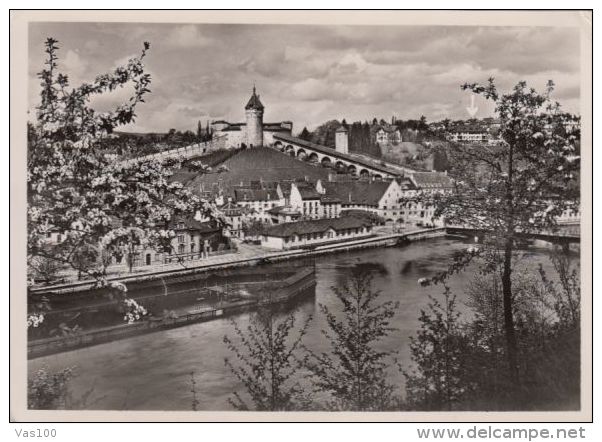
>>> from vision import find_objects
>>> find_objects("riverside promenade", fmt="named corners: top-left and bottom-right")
top-left (30, 227), bottom-right (448, 296)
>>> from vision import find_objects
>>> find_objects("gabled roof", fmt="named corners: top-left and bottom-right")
top-left (220, 201), bottom-right (243, 216)
top-left (410, 172), bottom-right (453, 189)
top-left (245, 86), bottom-right (264, 111)
top-left (169, 216), bottom-right (220, 233)
top-left (323, 180), bottom-right (393, 206)
top-left (295, 183), bottom-right (321, 200)
top-left (234, 188), bottom-right (281, 202)
top-left (261, 215), bottom-right (372, 238)
top-left (267, 205), bottom-right (301, 216)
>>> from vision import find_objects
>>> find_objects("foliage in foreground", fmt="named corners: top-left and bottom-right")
top-left (223, 308), bottom-right (312, 411)
top-left (418, 79), bottom-right (580, 384)
top-left (304, 271), bottom-right (402, 411)
top-left (28, 366), bottom-right (74, 409)
top-left (406, 250), bottom-right (581, 411)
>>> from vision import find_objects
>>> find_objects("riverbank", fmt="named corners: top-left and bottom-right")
top-left (30, 227), bottom-right (448, 296)
top-left (28, 238), bottom-right (578, 411)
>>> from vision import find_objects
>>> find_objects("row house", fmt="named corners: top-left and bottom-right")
top-left (288, 181), bottom-right (341, 220)
top-left (260, 214), bottom-right (374, 250)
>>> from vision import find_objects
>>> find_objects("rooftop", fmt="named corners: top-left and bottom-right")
top-left (410, 172), bottom-right (454, 189)
top-left (267, 205), bottom-right (301, 216)
top-left (169, 216), bottom-right (220, 233)
top-left (323, 180), bottom-right (392, 206)
top-left (245, 86), bottom-right (264, 111)
top-left (262, 214), bottom-right (372, 238)
top-left (234, 188), bottom-right (281, 202)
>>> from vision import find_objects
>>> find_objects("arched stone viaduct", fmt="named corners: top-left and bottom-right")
top-left (272, 133), bottom-right (400, 180)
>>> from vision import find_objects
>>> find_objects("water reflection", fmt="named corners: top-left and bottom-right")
top-left (28, 237), bottom-right (576, 410)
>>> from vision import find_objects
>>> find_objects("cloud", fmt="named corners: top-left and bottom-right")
top-left (61, 49), bottom-right (88, 84)
top-left (165, 25), bottom-right (213, 48)
top-left (27, 22), bottom-right (581, 132)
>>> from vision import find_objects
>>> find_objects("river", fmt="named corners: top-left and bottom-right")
top-left (28, 237), bottom-right (576, 410)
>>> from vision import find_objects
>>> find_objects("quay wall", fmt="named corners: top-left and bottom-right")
top-left (30, 228), bottom-right (448, 297)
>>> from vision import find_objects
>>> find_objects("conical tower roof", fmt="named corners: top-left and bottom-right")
top-left (245, 85), bottom-right (264, 111)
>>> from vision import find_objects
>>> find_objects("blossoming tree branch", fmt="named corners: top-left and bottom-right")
top-left (27, 38), bottom-right (224, 326)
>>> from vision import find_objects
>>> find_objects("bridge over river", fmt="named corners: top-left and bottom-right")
top-left (447, 224), bottom-right (580, 246)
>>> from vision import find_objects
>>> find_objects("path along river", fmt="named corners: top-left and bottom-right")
top-left (28, 236), bottom-right (578, 410)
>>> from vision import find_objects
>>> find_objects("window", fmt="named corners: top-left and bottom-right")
top-left (178, 244), bottom-right (185, 254)
top-left (177, 235), bottom-right (185, 243)
top-left (191, 243), bottom-right (195, 253)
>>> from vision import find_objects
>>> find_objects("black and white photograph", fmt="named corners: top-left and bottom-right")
top-left (10, 9), bottom-right (592, 423)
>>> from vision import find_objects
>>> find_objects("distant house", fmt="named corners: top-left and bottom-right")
top-left (260, 215), bottom-right (374, 250)
top-left (446, 130), bottom-right (490, 143)
top-left (375, 125), bottom-right (402, 145)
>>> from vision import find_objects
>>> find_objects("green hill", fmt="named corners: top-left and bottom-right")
top-left (180, 147), bottom-right (332, 191)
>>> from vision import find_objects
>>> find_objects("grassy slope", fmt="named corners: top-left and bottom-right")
top-left (182, 147), bottom-right (332, 189)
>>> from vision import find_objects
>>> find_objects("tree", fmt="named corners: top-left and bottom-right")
top-left (309, 119), bottom-right (340, 148)
top-left (27, 38), bottom-right (221, 322)
top-left (196, 120), bottom-right (202, 141)
top-left (404, 286), bottom-right (470, 410)
top-left (305, 271), bottom-right (401, 410)
top-left (425, 79), bottom-right (579, 384)
top-left (409, 255), bottom-right (581, 411)
top-left (298, 127), bottom-right (311, 141)
top-left (28, 366), bottom-right (75, 409)
top-left (223, 308), bottom-right (312, 410)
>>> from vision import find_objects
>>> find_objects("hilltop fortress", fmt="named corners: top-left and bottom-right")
top-left (211, 86), bottom-right (293, 148)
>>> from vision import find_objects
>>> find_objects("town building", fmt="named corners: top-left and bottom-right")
top-left (114, 217), bottom-right (232, 268)
top-left (321, 179), bottom-right (403, 223)
top-left (211, 86), bottom-right (293, 148)
top-left (267, 205), bottom-right (302, 224)
top-left (233, 186), bottom-right (286, 219)
top-left (260, 215), bottom-right (374, 250)
top-left (399, 172), bottom-right (454, 227)
top-left (219, 201), bottom-right (259, 239)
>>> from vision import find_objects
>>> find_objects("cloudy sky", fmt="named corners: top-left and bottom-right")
top-left (28, 22), bottom-right (580, 133)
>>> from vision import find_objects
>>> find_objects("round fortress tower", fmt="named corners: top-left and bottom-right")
top-left (245, 85), bottom-right (264, 147)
